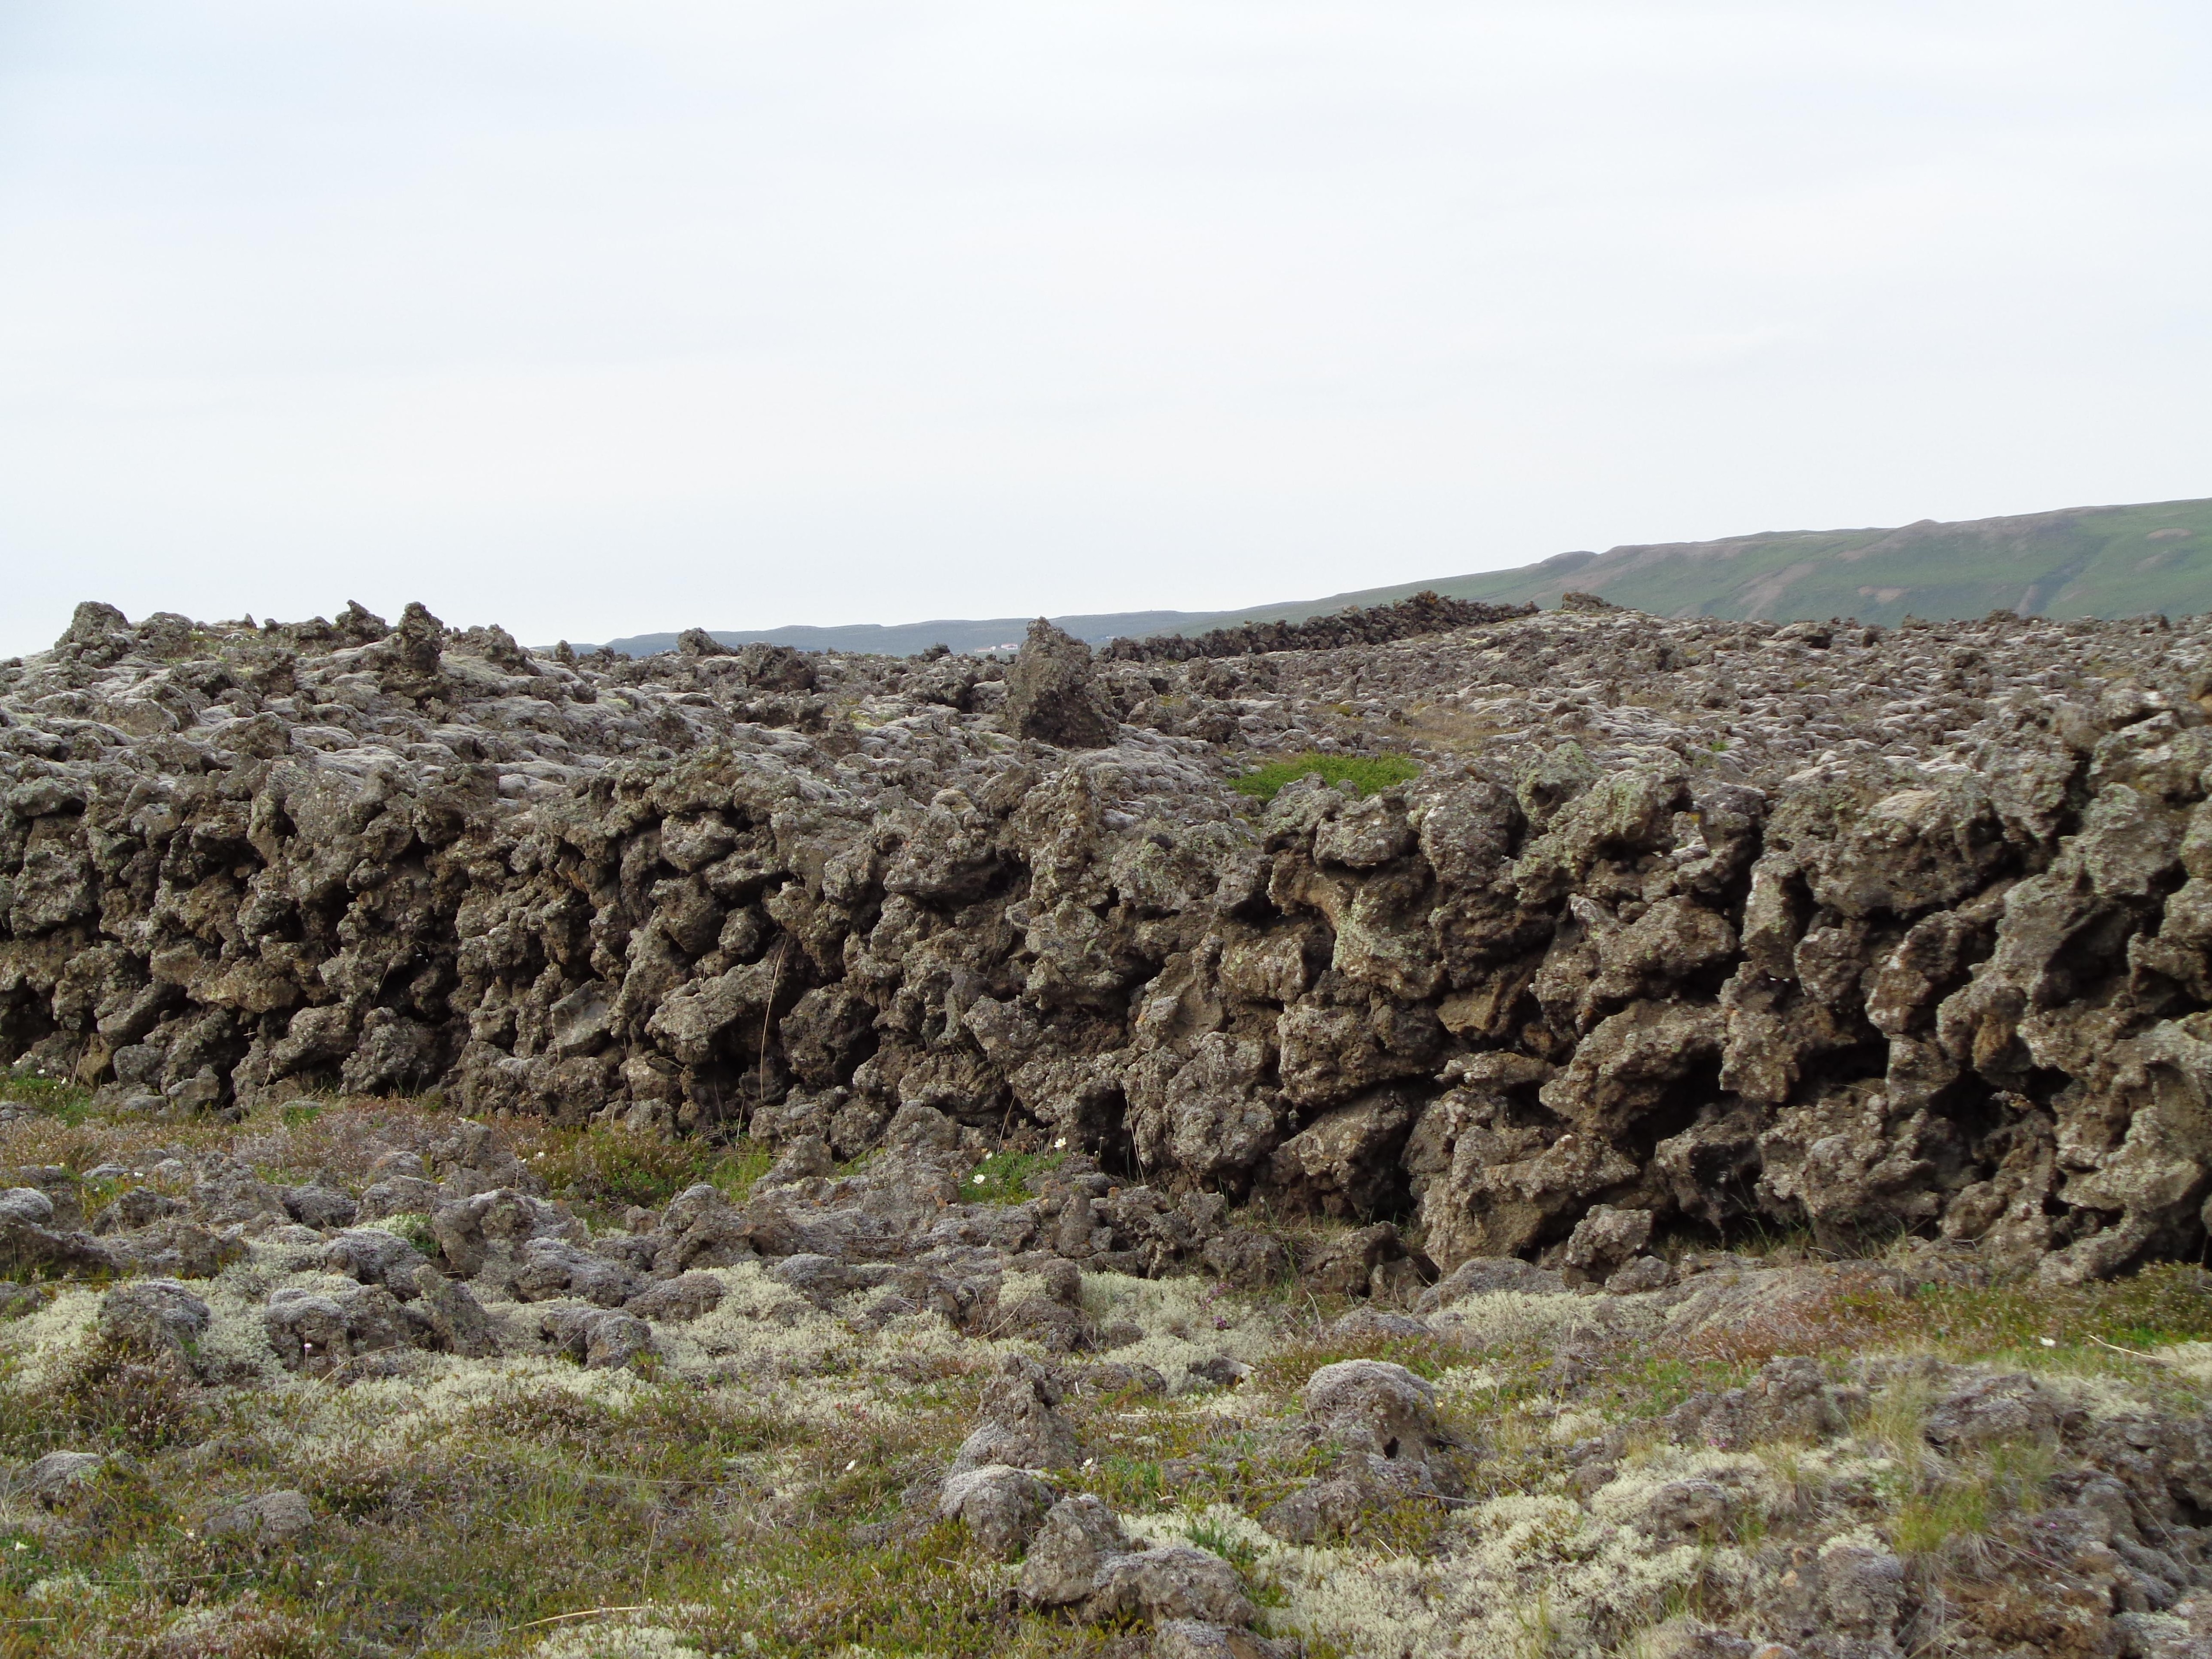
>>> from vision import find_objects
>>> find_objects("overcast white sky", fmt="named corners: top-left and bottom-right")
top-left (1, 1), bottom-right (2207, 654)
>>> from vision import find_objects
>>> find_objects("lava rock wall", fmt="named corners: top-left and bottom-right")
top-left (9, 599), bottom-right (2212, 1282)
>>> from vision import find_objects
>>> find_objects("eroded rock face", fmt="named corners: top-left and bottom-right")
top-left (11, 597), bottom-right (2212, 1280)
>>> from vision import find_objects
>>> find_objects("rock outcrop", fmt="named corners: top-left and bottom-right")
top-left (10, 595), bottom-right (2212, 1281)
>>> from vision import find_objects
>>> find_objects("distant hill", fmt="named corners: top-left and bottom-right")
top-left (589, 611), bottom-right (1194, 659)
top-left (572, 495), bottom-right (2212, 657)
top-left (1322, 496), bottom-right (2212, 628)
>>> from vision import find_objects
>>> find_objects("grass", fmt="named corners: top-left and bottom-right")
top-left (1178, 1510), bottom-right (1289, 1609)
top-left (0, 1089), bottom-right (783, 1230)
top-left (0, 1072), bottom-right (95, 1125)
top-left (1232, 752), bottom-right (1422, 803)
top-left (959, 1148), bottom-right (1064, 1204)
top-left (1675, 1259), bottom-right (2212, 1371)
top-left (0, 1356), bottom-right (1033, 1658)
top-left (1870, 1373), bottom-right (2058, 1557)
top-left (525, 1126), bottom-right (775, 1215)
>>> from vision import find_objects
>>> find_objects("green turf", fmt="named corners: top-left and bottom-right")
top-left (1233, 753), bottom-right (1423, 803)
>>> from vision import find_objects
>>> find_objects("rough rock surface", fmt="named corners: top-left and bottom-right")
top-left (11, 595), bottom-right (2212, 1287)
top-left (1301, 1359), bottom-right (1454, 1468)
top-left (937, 1463), bottom-right (1056, 1560)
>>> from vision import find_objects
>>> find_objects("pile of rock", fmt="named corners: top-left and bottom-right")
top-left (933, 1352), bottom-right (1291, 1653)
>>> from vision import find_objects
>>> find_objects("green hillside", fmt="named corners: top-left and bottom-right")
top-left (1165, 496), bottom-right (2212, 633)
top-left (577, 495), bottom-right (2212, 656)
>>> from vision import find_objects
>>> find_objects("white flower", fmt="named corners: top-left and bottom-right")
top-left (972, 1173), bottom-right (986, 1184)
top-left (2040, 1336), bottom-right (2058, 1348)
top-left (1054, 1138), bottom-right (1068, 1149)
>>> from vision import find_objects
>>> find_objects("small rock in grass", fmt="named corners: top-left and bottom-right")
top-left (410, 1265), bottom-right (501, 1358)
top-left (938, 1463), bottom-right (1056, 1560)
top-left (98, 1277), bottom-right (211, 1365)
top-left (26, 1451), bottom-right (104, 1505)
top-left (951, 1355), bottom-right (1080, 1474)
top-left (1018, 1494), bottom-right (1131, 1607)
top-left (1091, 1545), bottom-right (1254, 1627)
top-left (1156, 1620), bottom-right (1298, 1659)
top-left (623, 1271), bottom-right (725, 1323)
top-left (205, 1490), bottom-right (313, 1545)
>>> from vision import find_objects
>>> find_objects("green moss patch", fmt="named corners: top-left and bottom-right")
top-left (1232, 752), bottom-right (1422, 803)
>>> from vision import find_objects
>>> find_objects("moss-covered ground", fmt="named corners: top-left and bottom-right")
top-left (1, 1087), bottom-right (2209, 1656)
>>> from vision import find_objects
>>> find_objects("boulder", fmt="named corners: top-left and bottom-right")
top-left (1303, 1359), bottom-right (1455, 1471)
top-left (1017, 1494), bottom-right (1133, 1607)
top-left (97, 1277), bottom-right (211, 1365)
top-left (409, 1265), bottom-right (502, 1358)
top-left (1004, 620), bottom-right (1116, 749)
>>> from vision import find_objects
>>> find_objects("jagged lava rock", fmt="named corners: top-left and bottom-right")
top-left (8, 596), bottom-right (2212, 1279)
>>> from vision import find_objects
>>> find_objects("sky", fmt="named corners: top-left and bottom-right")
top-left (0, 1), bottom-right (2208, 655)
